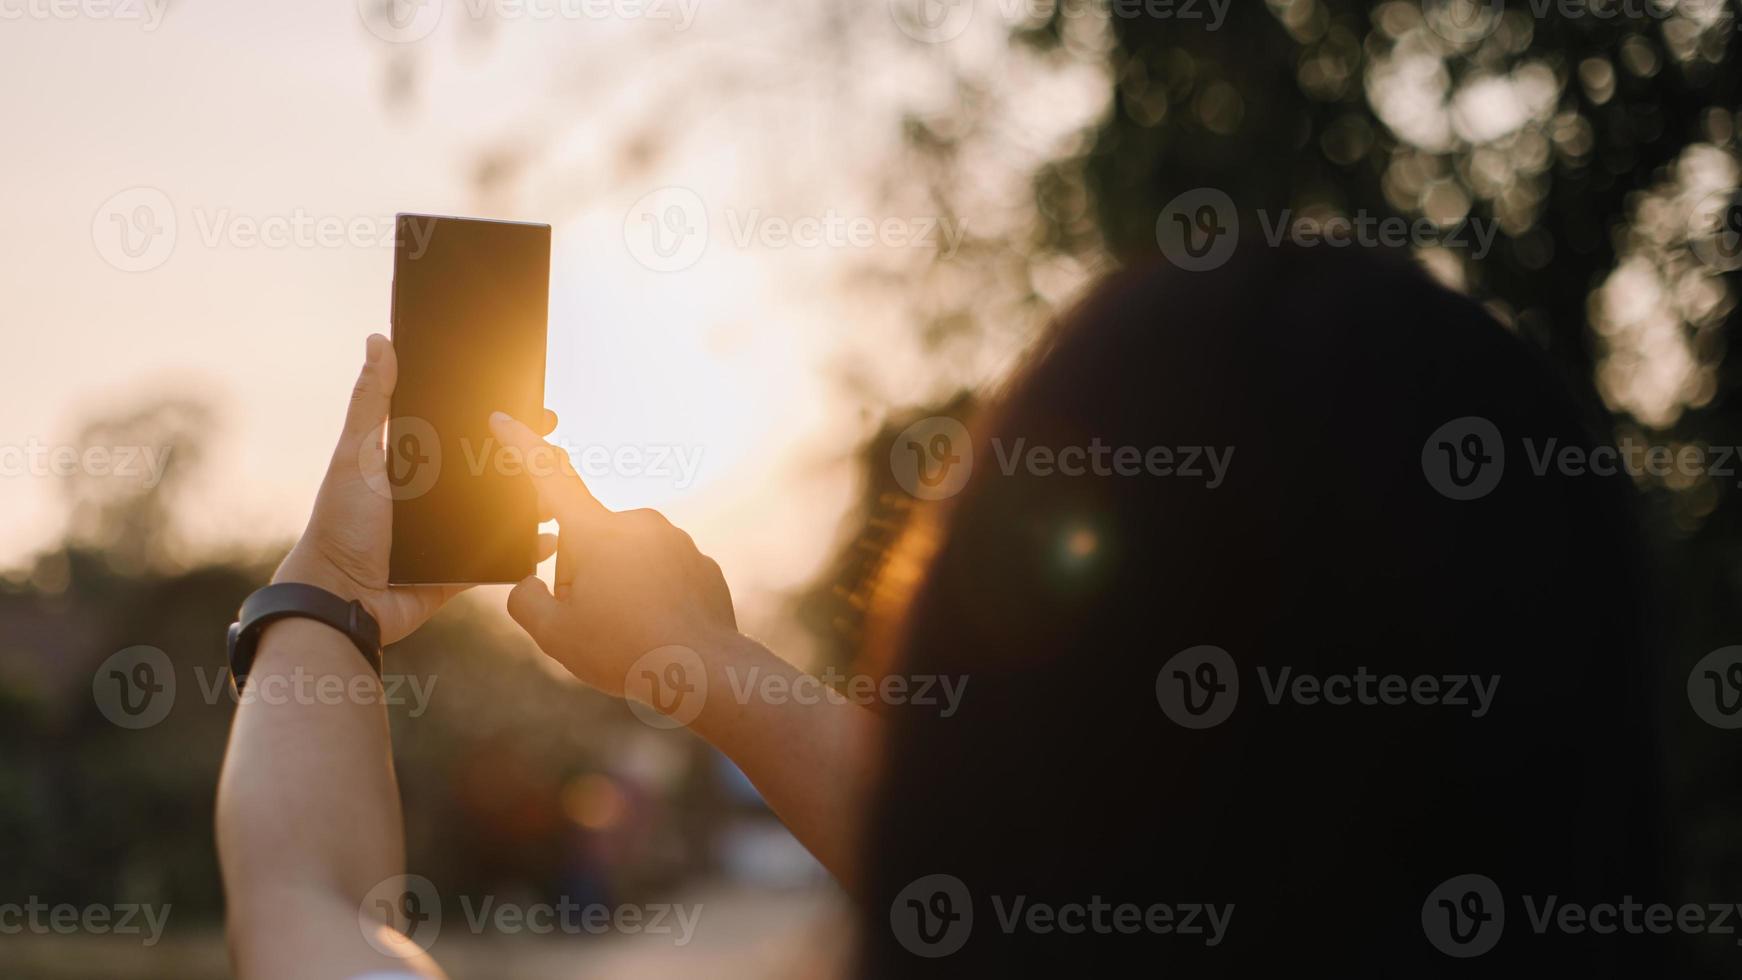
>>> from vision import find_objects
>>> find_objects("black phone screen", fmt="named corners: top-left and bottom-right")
top-left (387, 214), bottom-right (549, 584)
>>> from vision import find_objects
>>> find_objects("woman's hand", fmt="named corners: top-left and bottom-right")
top-left (488, 412), bottom-right (740, 699)
top-left (488, 412), bottom-right (876, 887)
top-left (275, 334), bottom-right (556, 645)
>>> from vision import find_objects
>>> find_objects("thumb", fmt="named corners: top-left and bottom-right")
top-left (341, 334), bottom-right (398, 452)
top-left (507, 575), bottom-right (560, 640)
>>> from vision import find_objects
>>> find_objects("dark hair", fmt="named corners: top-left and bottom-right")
top-left (858, 248), bottom-right (1663, 975)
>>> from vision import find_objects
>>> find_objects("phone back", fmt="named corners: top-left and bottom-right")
top-left (387, 214), bottom-right (549, 584)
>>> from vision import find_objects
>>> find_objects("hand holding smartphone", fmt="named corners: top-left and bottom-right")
top-left (386, 214), bottom-right (551, 585)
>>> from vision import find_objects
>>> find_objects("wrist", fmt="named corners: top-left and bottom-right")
top-left (687, 631), bottom-right (778, 741)
top-left (274, 547), bottom-right (367, 606)
top-left (253, 616), bottom-right (371, 675)
top-left (228, 582), bottom-right (386, 697)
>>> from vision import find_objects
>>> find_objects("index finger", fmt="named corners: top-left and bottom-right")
top-left (488, 411), bottom-right (608, 525)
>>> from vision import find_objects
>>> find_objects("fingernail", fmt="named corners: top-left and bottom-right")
top-left (490, 411), bottom-right (511, 426)
top-left (366, 335), bottom-right (383, 364)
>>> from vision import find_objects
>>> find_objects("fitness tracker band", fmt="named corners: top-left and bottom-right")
top-left (225, 583), bottom-right (383, 695)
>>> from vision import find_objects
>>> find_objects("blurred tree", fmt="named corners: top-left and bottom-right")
top-left (65, 397), bottom-right (213, 574)
top-left (1038, 0), bottom-right (1742, 907)
top-left (1037, 0), bottom-right (1738, 417)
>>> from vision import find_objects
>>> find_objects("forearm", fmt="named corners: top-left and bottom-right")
top-left (689, 634), bottom-right (879, 893)
top-left (215, 617), bottom-right (407, 966)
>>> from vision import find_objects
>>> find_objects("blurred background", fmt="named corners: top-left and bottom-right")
top-left (2, 0), bottom-right (1740, 975)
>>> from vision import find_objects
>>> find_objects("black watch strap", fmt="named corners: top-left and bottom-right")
top-left (226, 583), bottom-right (383, 695)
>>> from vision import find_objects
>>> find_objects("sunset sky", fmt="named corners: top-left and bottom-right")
top-left (0, 0), bottom-right (1109, 645)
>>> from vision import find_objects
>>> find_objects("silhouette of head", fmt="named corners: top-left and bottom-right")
top-left (859, 248), bottom-right (1663, 975)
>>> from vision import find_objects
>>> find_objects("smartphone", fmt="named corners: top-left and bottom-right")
top-left (387, 214), bottom-right (550, 585)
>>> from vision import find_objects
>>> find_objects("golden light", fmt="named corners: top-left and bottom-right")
top-left (561, 773), bottom-right (627, 831)
top-left (1065, 527), bottom-right (1099, 560)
